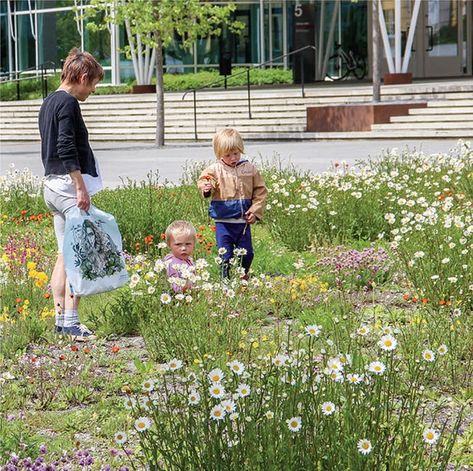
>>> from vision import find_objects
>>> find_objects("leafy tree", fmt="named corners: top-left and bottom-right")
top-left (83, 0), bottom-right (242, 146)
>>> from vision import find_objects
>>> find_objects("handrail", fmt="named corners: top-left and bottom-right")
top-left (1, 61), bottom-right (57, 100)
top-left (181, 45), bottom-right (316, 140)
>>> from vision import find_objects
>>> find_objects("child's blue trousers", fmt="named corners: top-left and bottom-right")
top-left (215, 222), bottom-right (254, 278)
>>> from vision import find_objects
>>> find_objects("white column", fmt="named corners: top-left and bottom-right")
top-left (268, 1), bottom-right (273, 66)
top-left (259, 0), bottom-right (265, 64)
top-left (378, 0), bottom-right (395, 73)
top-left (401, 0), bottom-right (421, 73)
top-left (394, 0), bottom-right (401, 72)
top-left (282, 0), bottom-right (287, 69)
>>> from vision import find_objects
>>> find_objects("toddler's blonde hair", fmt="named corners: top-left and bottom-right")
top-left (165, 220), bottom-right (197, 245)
top-left (212, 128), bottom-right (245, 159)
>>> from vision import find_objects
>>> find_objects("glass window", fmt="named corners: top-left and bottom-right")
top-left (164, 35), bottom-right (194, 74)
top-left (17, 10), bottom-right (35, 70)
top-left (196, 36), bottom-right (220, 67)
top-left (83, 12), bottom-right (111, 66)
top-left (0, 2), bottom-right (10, 75)
top-left (427, 0), bottom-right (458, 57)
top-left (38, 10), bottom-right (81, 68)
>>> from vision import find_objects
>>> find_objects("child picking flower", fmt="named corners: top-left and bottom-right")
top-left (197, 128), bottom-right (267, 279)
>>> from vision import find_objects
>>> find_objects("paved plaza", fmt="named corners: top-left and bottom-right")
top-left (0, 139), bottom-right (463, 187)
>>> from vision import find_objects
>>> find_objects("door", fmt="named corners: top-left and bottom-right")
top-left (422, 0), bottom-right (463, 77)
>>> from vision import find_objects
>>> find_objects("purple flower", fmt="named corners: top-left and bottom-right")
top-left (39, 444), bottom-right (48, 455)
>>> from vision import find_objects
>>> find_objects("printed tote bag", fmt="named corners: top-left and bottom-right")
top-left (63, 206), bottom-right (129, 296)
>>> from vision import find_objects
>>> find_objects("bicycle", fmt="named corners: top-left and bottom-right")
top-left (326, 44), bottom-right (366, 81)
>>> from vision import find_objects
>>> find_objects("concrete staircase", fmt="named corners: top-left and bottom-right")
top-left (1, 80), bottom-right (472, 142)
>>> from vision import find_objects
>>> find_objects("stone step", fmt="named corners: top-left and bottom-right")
top-left (409, 107), bottom-right (473, 115)
top-left (390, 113), bottom-right (473, 123)
top-left (372, 122), bottom-right (473, 130)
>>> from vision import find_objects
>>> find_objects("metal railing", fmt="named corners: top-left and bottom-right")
top-left (182, 45), bottom-right (317, 140)
top-left (0, 61), bottom-right (57, 101)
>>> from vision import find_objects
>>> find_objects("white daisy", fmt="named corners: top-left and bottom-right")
top-left (160, 293), bottom-right (172, 304)
top-left (123, 397), bottom-right (137, 410)
top-left (227, 360), bottom-right (245, 376)
top-left (422, 349), bottom-right (436, 362)
top-left (305, 324), bottom-right (322, 337)
top-left (141, 379), bottom-right (154, 392)
top-left (236, 383), bottom-right (251, 398)
top-left (378, 334), bottom-right (398, 351)
top-left (327, 357), bottom-right (343, 372)
top-left (321, 401), bottom-right (336, 416)
top-left (210, 405), bottom-right (226, 421)
top-left (134, 416), bottom-right (152, 432)
top-left (357, 438), bottom-right (372, 455)
top-left (423, 428), bottom-right (439, 445)
top-left (221, 399), bottom-right (236, 413)
top-left (188, 390), bottom-right (201, 405)
top-left (272, 354), bottom-right (289, 367)
top-left (265, 411), bottom-right (274, 419)
top-left (286, 416), bottom-right (302, 432)
top-left (114, 431), bottom-right (127, 445)
top-left (368, 361), bottom-right (386, 375)
top-left (209, 383), bottom-right (225, 399)
top-left (437, 344), bottom-right (448, 356)
top-left (218, 247), bottom-right (227, 255)
top-left (346, 373), bottom-right (363, 385)
top-left (357, 325), bottom-right (370, 336)
top-left (167, 358), bottom-right (183, 371)
top-left (139, 396), bottom-right (153, 411)
top-left (208, 368), bottom-right (225, 384)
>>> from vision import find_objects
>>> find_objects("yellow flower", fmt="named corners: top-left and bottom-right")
top-left (252, 341), bottom-right (259, 349)
top-left (27, 261), bottom-right (37, 271)
top-left (238, 342), bottom-right (246, 349)
top-left (193, 358), bottom-right (201, 364)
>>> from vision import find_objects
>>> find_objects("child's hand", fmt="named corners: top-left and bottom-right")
top-left (245, 211), bottom-right (256, 224)
top-left (202, 182), bottom-right (212, 192)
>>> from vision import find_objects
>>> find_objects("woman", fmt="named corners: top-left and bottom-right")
top-left (39, 48), bottom-right (104, 341)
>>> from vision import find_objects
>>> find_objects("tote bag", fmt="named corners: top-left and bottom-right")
top-left (63, 206), bottom-right (129, 296)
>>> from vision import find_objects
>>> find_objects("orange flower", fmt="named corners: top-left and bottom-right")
top-left (83, 346), bottom-right (91, 354)
top-left (199, 225), bottom-right (206, 231)
top-left (211, 225), bottom-right (216, 232)
top-left (160, 233), bottom-right (166, 240)
top-left (421, 298), bottom-right (428, 304)
top-left (111, 345), bottom-right (120, 353)
top-left (21, 210), bottom-right (27, 215)
top-left (59, 354), bottom-right (66, 361)
top-left (43, 293), bottom-right (51, 299)
top-left (144, 235), bottom-right (154, 245)
top-left (71, 345), bottom-right (79, 352)
top-left (135, 242), bottom-right (141, 251)
top-left (15, 297), bottom-right (22, 304)
top-left (402, 294), bottom-right (410, 301)
top-left (17, 307), bottom-right (23, 313)
top-left (438, 299), bottom-right (446, 306)
top-left (411, 297), bottom-right (417, 303)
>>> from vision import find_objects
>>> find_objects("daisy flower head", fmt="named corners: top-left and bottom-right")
top-left (272, 353), bottom-right (289, 367)
top-left (210, 405), bottom-right (226, 421)
top-left (357, 325), bottom-right (370, 336)
top-left (236, 383), bottom-right (251, 398)
top-left (160, 293), bottom-right (172, 304)
top-left (167, 358), bottom-right (183, 371)
top-left (327, 357), bottom-right (343, 372)
top-left (423, 428), bottom-right (439, 445)
top-left (286, 416), bottom-right (302, 432)
top-left (114, 431), bottom-right (127, 445)
top-left (188, 390), bottom-right (201, 405)
top-left (208, 368), bottom-right (225, 384)
top-left (378, 334), bottom-right (398, 351)
top-left (218, 247), bottom-right (227, 256)
top-left (437, 344), bottom-right (448, 356)
top-left (265, 410), bottom-right (274, 419)
top-left (321, 401), bottom-right (336, 416)
top-left (227, 360), bottom-right (245, 376)
top-left (123, 397), bottom-right (137, 410)
top-left (368, 361), bottom-right (386, 375)
top-left (347, 373), bottom-right (363, 385)
top-left (141, 379), bottom-right (154, 392)
top-left (221, 399), bottom-right (237, 413)
top-left (305, 324), bottom-right (322, 337)
top-left (209, 383), bottom-right (225, 399)
top-left (139, 396), bottom-right (153, 411)
top-left (422, 349), bottom-right (436, 362)
top-left (357, 438), bottom-right (372, 455)
top-left (134, 416), bottom-right (152, 433)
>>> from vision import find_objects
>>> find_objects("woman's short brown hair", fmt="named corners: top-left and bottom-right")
top-left (61, 48), bottom-right (104, 84)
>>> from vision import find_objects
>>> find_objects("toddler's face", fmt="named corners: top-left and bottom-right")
top-left (168, 233), bottom-right (195, 260)
top-left (221, 149), bottom-right (241, 167)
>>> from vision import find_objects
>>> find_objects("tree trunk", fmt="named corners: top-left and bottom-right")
top-left (155, 31), bottom-right (165, 147)
top-left (372, 0), bottom-right (381, 102)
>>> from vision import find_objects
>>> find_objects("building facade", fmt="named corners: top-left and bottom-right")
top-left (1, 0), bottom-right (472, 85)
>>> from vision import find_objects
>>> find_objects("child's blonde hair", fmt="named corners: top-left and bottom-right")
top-left (212, 128), bottom-right (245, 159)
top-left (165, 220), bottom-right (197, 245)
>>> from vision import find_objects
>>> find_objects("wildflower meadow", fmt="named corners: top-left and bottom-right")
top-left (0, 142), bottom-right (472, 470)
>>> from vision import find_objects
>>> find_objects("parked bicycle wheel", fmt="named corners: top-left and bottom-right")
top-left (353, 56), bottom-right (366, 80)
top-left (326, 53), bottom-right (350, 81)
